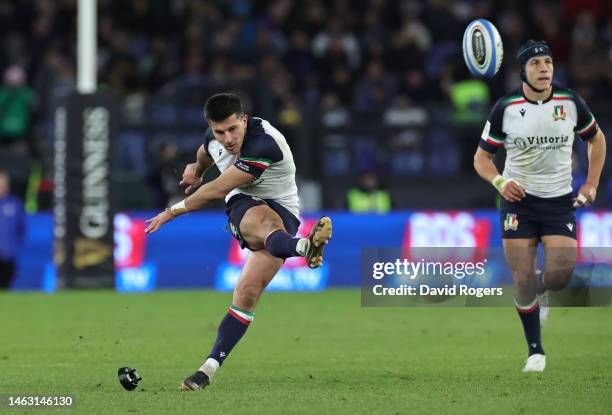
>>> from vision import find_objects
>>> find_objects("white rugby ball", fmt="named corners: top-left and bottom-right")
top-left (462, 19), bottom-right (503, 78)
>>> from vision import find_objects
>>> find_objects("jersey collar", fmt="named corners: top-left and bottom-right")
top-left (520, 84), bottom-right (555, 105)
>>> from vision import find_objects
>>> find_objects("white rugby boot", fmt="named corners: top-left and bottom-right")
top-left (535, 270), bottom-right (549, 326)
top-left (522, 353), bottom-right (546, 372)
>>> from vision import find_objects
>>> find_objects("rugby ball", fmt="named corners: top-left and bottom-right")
top-left (462, 19), bottom-right (503, 78)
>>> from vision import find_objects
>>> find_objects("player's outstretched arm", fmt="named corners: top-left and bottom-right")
top-left (474, 147), bottom-right (525, 202)
top-left (575, 129), bottom-right (606, 207)
top-left (145, 166), bottom-right (254, 234)
top-left (184, 166), bottom-right (254, 211)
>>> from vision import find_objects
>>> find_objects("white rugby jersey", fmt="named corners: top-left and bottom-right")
top-left (479, 84), bottom-right (599, 198)
top-left (204, 116), bottom-right (300, 217)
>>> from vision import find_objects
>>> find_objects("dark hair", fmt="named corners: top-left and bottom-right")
top-left (204, 93), bottom-right (244, 122)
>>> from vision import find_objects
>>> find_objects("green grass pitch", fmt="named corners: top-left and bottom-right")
top-left (1, 290), bottom-right (610, 414)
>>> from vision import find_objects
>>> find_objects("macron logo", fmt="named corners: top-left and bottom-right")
top-left (220, 352), bottom-right (226, 358)
top-left (566, 223), bottom-right (574, 232)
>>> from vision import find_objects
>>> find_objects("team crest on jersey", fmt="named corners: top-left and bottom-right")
top-left (504, 213), bottom-right (519, 231)
top-left (552, 105), bottom-right (566, 121)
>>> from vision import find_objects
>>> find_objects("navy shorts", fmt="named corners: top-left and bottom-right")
top-left (500, 192), bottom-right (576, 240)
top-left (225, 194), bottom-right (301, 250)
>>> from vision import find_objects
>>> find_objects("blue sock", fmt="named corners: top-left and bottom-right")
top-left (208, 305), bottom-right (254, 365)
top-left (265, 229), bottom-right (300, 259)
top-left (516, 299), bottom-right (545, 356)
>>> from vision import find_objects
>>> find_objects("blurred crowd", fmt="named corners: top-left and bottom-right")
top-left (1, 0), bottom-right (610, 118)
top-left (0, 0), bottom-right (611, 209)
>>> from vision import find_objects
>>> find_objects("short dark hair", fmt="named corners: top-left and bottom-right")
top-left (204, 93), bottom-right (244, 122)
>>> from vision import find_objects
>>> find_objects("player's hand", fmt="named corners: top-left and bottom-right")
top-left (180, 163), bottom-right (203, 195)
top-left (500, 180), bottom-right (526, 203)
top-left (145, 209), bottom-right (174, 234)
top-left (574, 183), bottom-right (597, 208)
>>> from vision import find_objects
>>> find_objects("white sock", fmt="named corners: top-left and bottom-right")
top-left (296, 238), bottom-right (310, 256)
top-left (199, 358), bottom-right (219, 381)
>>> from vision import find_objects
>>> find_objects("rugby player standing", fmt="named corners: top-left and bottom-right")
top-left (474, 41), bottom-right (606, 372)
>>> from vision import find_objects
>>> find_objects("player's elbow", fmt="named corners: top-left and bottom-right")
top-left (473, 153), bottom-right (484, 173)
top-left (473, 149), bottom-right (493, 173)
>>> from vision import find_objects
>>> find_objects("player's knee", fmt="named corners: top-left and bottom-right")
top-left (543, 268), bottom-right (573, 291)
top-left (512, 273), bottom-right (536, 298)
top-left (261, 215), bottom-right (284, 235)
top-left (243, 235), bottom-right (265, 251)
top-left (240, 207), bottom-right (284, 244)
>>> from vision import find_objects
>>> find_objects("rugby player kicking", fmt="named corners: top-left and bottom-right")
top-left (146, 93), bottom-right (332, 389)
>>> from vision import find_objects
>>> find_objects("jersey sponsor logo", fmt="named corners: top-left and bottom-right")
top-left (552, 105), bottom-right (566, 121)
top-left (525, 135), bottom-right (569, 145)
top-left (519, 108), bottom-right (526, 117)
top-left (504, 213), bottom-right (519, 231)
top-left (514, 137), bottom-right (527, 150)
top-left (513, 135), bottom-right (570, 150)
top-left (566, 222), bottom-right (574, 232)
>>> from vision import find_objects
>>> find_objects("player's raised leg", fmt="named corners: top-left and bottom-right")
top-left (503, 237), bottom-right (546, 372)
top-left (536, 236), bottom-right (577, 325)
top-left (540, 235), bottom-right (577, 291)
top-left (181, 250), bottom-right (282, 391)
top-left (240, 204), bottom-right (332, 268)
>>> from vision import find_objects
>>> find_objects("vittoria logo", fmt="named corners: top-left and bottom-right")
top-left (504, 213), bottom-right (519, 231)
top-left (552, 105), bottom-right (566, 121)
top-left (513, 135), bottom-right (570, 148)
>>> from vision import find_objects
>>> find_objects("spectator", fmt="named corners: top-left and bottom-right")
top-left (320, 92), bottom-right (350, 128)
top-left (353, 60), bottom-right (395, 112)
top-left (283, 29), bottom-right (316, 91)
top-left (347, 172), bottom-right (392, 214)
top-left (0, 65), bottom-right (36, 156)
top-left (312, 18), bottom-right (360, 71)
top-left (448, 61), bottom-right (490, 125)
top-left (0, 170), bottom-right (26, 289)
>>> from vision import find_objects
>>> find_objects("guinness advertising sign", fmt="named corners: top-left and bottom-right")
top-left (54, 91), bottom-right (118, 288)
